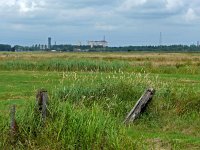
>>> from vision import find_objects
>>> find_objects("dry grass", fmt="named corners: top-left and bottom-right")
top-left (1, 52), bottom-right (200, 67)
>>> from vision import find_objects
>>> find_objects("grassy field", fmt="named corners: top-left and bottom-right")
top-left (0, 52), bottom-right (200, 149)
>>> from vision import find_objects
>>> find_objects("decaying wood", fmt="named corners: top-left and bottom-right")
top-left (10, 105), bottom-right (18, 143)
top-left (124, 88), bottom-right (155, 123)
top-left (36, 89), bottom-right (48, 121)
top-left (42, 91), bottom-right (48, 121)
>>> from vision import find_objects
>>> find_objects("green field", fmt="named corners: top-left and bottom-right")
top-left (0, 52), bottom-right (200, 149)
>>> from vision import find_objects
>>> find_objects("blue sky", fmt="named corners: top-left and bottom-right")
top-left (0, 0), bottom-right (200, 46)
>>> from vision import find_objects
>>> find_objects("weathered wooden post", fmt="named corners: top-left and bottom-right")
top-left (42, 91), bottom-right (48, 121)
top-left (36, 89), bottom-right (48, 122)
top-left (124, 88), bottom-right (155, 124)
top-left (10, 105), bottom-right (18, 143)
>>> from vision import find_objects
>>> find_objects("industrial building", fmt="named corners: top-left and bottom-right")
top-left (88, 37), bottom-right (108, 48)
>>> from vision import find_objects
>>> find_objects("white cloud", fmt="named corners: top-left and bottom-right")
top-left (165, 0), bottom-right (183, 11)
top-left (0, 0), bottom-right (15, 6)
top-left (184, 8), bottom-right (199, 22)
top-left (0, 0), bottom-right (44, 14)
top-left (58, 7), bottom-right (97, 21)
top-left (18, 1), bottom-right (34, 13)
top-left (10, 23), bottom-right (27, 31)
top-left (95, 23), bottom-right (118, 31)
top-left (119, 0), bottom-right (147, 11)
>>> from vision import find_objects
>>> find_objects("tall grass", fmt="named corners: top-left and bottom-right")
top-left (1, 97), bottom-right (136, 149)
top-left (0, 59), bottom-right (130, 72)
top-left (1, 58), bottom-right (200, 74)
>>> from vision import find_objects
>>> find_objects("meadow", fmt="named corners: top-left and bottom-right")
top-left (0, 52), bottom-right (200, 149)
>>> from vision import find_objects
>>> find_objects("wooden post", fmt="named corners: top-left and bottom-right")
top-left (124, 88), bottom-right (155, 124)
top-left (36, 89), bottom-right (48, 121)
top-left (10, 105), bottom-right (18, 143)
top-left (42, 91), bottom-right (48, 121)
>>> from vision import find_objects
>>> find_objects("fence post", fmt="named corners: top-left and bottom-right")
top-left (124, 88), bottom-right (155, 124)
top-left (10, 105), bottom-right (18, 144)
top-left (36, 89), bottom-right (48, 122)
top-left (42, 91), bottom-right (48, 121)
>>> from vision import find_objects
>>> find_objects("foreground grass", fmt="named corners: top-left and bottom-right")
top-left (0, 70), bottom-right (200, 149)
top-left (1, 100), bottom-right (137, 149)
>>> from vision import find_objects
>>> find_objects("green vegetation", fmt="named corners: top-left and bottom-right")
top-left (0, 59), bottom-right (129, 72)
top-left (0, 44), bottom-right (12, 51)
top-left (0, 52), bottom-right (200, 149)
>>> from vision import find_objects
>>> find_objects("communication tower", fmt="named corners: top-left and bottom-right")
top-left (48, 37), bottom-right (51, 49)
top-left (159, 32), bottom-right (162, 46)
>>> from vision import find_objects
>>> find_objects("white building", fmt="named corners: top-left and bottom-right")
top-left (88, 37), bottom-right (108, 48)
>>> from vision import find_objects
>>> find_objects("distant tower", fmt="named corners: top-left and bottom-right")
top-left (197, 41), bottom-right (199, 47)
top-left (159, 32), bottom-right (162, 46)
top-left (48, 37), bottom-right (51, 49)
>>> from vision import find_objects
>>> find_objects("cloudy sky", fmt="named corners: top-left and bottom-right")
top-left (0, 0), bottom-right (200, 46)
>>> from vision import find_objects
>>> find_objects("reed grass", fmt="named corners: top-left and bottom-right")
top-left (0, 59), bottom-right (129, 72)
top-left (1, 56), bottom-right (200, 74)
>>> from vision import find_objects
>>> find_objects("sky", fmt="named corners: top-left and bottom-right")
top-left (0, 0), bottom-right (200, 46)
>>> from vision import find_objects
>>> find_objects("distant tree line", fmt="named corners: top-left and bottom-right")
top-left (103, 45), bottom-right (200, 52)
top-left (0, 43), bottom-right (200, 52)
top-left (0, 44), bottom-right (12, 51)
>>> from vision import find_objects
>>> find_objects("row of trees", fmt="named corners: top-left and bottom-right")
top-left (104, 45), bottom-right (200, 52)
top-left (0, 44), bottom-right (200, 52)
top-left (0, 44), bottom-right (12, 51)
